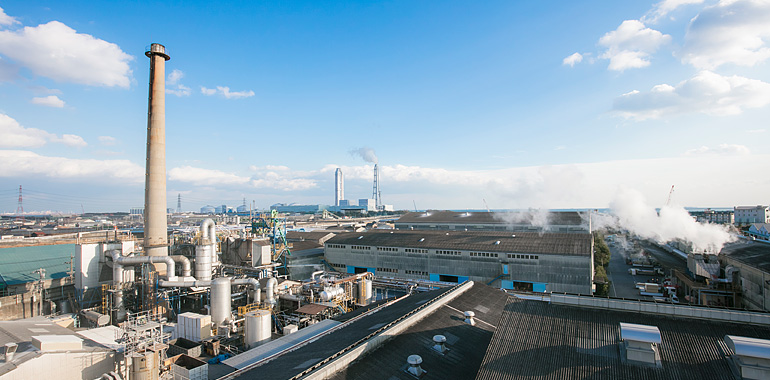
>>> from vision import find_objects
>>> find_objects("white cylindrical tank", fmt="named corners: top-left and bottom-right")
top-left (244, 309), bottom-right (271, 349)
top-left (130, 350), bottom-right (159, 380)
top-left (357, 278), bottom-right (373, 306)
top-left (195, 245), bottom-right (212, 280)
top-left (365, 279), bottom-right (372, 305)
top-left (83, 310), bottom-right (110, 326)
top-left (320, 286), bottom-right (343, 302)
top-left (210, 277), bottom-right (231, 326)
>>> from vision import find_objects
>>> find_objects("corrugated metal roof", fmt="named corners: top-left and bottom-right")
top-left (721, 242), bottom-right (770, 273)
top-left (326, 231), bottom-right (592, 256)
top-left (475, 297), bottom-right (770, 380)
top-left (396, 210), bottom-right (586, 226)
top-left (0, 244), bottom-right (74, 286)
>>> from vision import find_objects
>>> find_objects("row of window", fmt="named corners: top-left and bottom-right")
top-left (377, 267), bottom-right (398, 273)
top-left (377, 247), bottom-right (399, 252)
top-left (507, 254), bottom-right (539, 260)
top-left (351, 245), bottom-right (370, 251)
top-left (405, 270), bottom-right (428, 276)
top-left (470, 252), bottom-right (500, 258)
top-left (328, 262), bottom-right (345, 269)
top-left (405, 248), bottom-right (429, 254)
top-left (327, 244), bottom-right (346, 249)
top-left (436, 250), bottom-right (462, 256)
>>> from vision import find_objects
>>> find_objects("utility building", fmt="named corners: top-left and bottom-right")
top-left (395, 210), bottom-right (590, 233)
top-left (324, 230), bottom-right (594, 294)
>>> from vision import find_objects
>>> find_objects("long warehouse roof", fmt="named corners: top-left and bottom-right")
top-left (395, 210), bottom-right (587, 226)
top-left (325, 231), bottom-right (592, 256)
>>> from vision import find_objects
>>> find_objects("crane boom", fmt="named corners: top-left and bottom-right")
top-left (666, 185), bottom-right (675, 206)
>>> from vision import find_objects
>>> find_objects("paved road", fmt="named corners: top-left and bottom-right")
top-left (606, 239), bottom-right (646, 299)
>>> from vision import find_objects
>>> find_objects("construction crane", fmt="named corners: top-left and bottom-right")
top-left (483, 198), bottom-right (491, 213)
top-left (666, 185), bottom-right (675, 206)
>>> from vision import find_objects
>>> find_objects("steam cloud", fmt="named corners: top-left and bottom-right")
top-left (350, 147), bottom-right (378, 164)
top-left (593, 187), bottom-right (735, 253)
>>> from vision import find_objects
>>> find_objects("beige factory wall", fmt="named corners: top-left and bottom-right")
top-left (0, 350), bottom-right (117, 380)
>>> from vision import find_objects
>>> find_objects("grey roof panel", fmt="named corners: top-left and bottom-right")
top-left (396, 210), bottom-right (586, 226)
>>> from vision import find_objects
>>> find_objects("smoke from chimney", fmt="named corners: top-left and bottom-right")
top-left (350, 147), bottom-right (378, 164)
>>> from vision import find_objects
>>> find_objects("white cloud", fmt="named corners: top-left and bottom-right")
top-left (684, 144), bottom-right (751, 156)
top-left (170, 165), bottom-right (318, 191)
top-left (0, 150), bottom-right (143, 182)
top-left (0, 57), bottom-right (18, 81)
top-left (681, 0), bottom-right (770, 69)
top-left (167, 84), bottom-right (191, 97)
top-left (0, 21), bottom-right (132, 87)
top-left (643, 0), bottom-right (704, 24)
top-left (169, 166), bottom-right (250, 186)
top-left (200, 86), bottom-right (255, 99)
top-left (599, 20), bottom-right (671, 71)
top-left (52, 134), bottom-right (87, 148)
top-left (0, 6), bottom-right (18, 26)
top-left (167, 69), bottom-right (184, 85)
top-left (31, 95), bottom-right (64, 108)
top-left (562, 52), bottom-right (583, 67)
top-left (612, 71), bottom-right (770, 120)
top-left (747, 129), bottom-right (766, 133)
top-left (0, 112), bottom-right (87, 148)
top-left (98, 136), bottom-right (116, 145)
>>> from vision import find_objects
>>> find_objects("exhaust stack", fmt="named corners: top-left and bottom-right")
top-left (144, 43), bottom-right (171, 273)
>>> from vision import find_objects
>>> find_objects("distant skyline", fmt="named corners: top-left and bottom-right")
top-left (1, 1), bottom-right (769, 213)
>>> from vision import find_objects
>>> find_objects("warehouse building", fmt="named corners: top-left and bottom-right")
top-left (394, 210), bottom-right (589, 233)
top-left (324, 230), bottom-right (593, 294)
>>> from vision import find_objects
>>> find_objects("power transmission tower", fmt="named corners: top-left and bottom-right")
top-left (15, 185), bottom-right (23, 223)
top-left (177, 193), bottom-right (182, 213)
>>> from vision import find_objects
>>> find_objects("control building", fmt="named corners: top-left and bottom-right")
top-left (324, 230), bottom-right (594, 294)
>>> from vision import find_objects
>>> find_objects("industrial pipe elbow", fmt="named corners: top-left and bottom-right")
top-left (170, 255), bottom-right (192, 277)
top-left (201, 219), bottom-right (216, 244)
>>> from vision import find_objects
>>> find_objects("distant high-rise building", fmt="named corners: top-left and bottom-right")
top-left (335, 168), bottom-right (344, 206)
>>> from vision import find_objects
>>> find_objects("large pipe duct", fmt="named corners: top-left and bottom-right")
top-left (110, 249), bottom-right (178, 322)
top-left (143, 43), bottom-right (171, 274)
top-left (232, 278), bottom-right (260, 304)
top-left (266, 277), bottom-right (278, 306)
top-left (196, 219), bottom-right (217, 280)
top-left (170, 255), bottom-right (191, 277)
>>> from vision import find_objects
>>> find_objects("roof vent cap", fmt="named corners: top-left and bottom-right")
top-left (512, 234), bottom-right (516, 238)
top-left (406, 354), bottom-right (426, 377)
top-left (357, 236), bottom-right (363, 239)
top-left (419, 238), bottom-right (425, 242)
top-left (464, 311), bottom-right (476, 326)
top-left (432, 335), bottom-right (448, 354)
top-left (494, 240), bottom-right (501, 245)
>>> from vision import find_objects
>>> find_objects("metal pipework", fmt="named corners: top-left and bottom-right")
top-left (232, 278), bottom-right (260, 304)
top-left (109, 249), bottom-right (178, 322)
top-left (196, 219), bottom-right (217, 280)
top-left (143, 42), bottom-right (171, 274)
top-left (202, 218), bottom-right (218, 265)
top-left (158, 280), bottom-right (212, 287)
top-left (266, 277), bottom-right (278, 306)
top-left (170, 255), bottom-right (191, 277)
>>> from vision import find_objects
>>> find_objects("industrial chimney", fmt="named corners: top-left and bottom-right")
top-left (335, 168), bottom-right (344, 206)
top-left (144, 43), bottom-right (170, 274)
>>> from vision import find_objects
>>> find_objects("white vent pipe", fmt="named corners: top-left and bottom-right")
top-left (266, 277), bottom-right (278, 306)
top-left (433, 335), bottom-right (448, 353)
top-left (201, 218), bottom-right (218, 264)
top-left (464, 311), bottom-right (476, 326)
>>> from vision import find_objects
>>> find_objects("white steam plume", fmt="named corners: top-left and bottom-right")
top-left (494, 209), bottom-right (554, 233)
top-left (593, 187), bottom-right (735, 253)
top-left (350, 147), bottom-right (378, 164)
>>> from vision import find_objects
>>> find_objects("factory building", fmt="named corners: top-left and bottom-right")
top-left (394, 210), bottom-right (590, 233)
top-left (734, 205), bottom-right (770, 225)
top-left (324, 230), bottom-right (594, 294)
top-left (690, 208), bottom-right (735, 224)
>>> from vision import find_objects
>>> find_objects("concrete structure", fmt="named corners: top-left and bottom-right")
top-left (358, 199), bottom-right (376, 212)
top-left (735, 205), bottom-right (770, 225)
top-left (334, 168), bottom-right (344, 207)
top-left (720, 242), bottom-right (770, 311)
top-left (271, 204), bottom-right (328, 214)
top-left (691, 209), bottom-right (734, 224)
top-left (324, 230), bottom-right (594, 293)
top-left (144, 43), bottom-right (171, 274)
top-left (395, 210), bottom-right (590, 233)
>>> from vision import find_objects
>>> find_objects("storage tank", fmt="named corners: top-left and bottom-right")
top-left (320, 286), bottom-right (343, 301)
top-left (210, 277), bottom-right (231, 326)
top-left (357, 278), bottom-right (372, 306)
top-left (130, 350), bottom-right (159, 380)
top-left (195, 244), bottom-right (212, 280)
top-left (244, 309), bottom-right (271, 348)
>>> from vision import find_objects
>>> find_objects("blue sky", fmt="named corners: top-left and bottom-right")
top-left (0, 0), bottom-right (769, 213)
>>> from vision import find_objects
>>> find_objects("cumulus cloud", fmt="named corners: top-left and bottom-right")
top-left (98, 136), bottom-right (116, 145)
top-left (681, 0), bottom-right (770, 69)
top-left (684, 144), bottom-right (751, 156)
top-left (599, 20), bottom-right (671, 71)
top-left (0, 6), bottom-right (18, 26)
top-left (562, 52), bottom-right (583, 67)
top-left (0, 150), bottom-right (143, 182)
top-left (643, 0), bottom-right (705, 24)
top-left (612, 71), bottom-right (770, 120)
top-left (0, 113), bottom-right (87, 148)
top-left (0, 57), bottom-right (18, 82)
top-left (169, 165), bottom-right (316, 191)
top-left (0, 21), bottom-right (132, 87)
top-left (166, 69), bottom-right (190, 97)
top-left (200, 86), bottom-right (254, 99)
top-left (31, 95), bottom-right (64, 108)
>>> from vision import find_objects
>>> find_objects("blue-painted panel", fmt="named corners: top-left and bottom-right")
top-left (533, 282), bottom-right (547, 292)
top-left (501, 280), bottom-right (514, 290)
top-left (429, 273), bottom-right (469, 283)
top-left (429, 273), bottom-right (440, 282)
top-left (367, 267), bottom-right (376, 274)
top-left (347, 265), bottom-right (355, 274)
top-left (457, 276), bottom-right (469, 283)
top-left (502, 264), bottom-right (509, 275)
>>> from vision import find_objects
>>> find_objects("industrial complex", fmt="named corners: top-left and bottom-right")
top-left (3, 43), bottom-right (770, 380)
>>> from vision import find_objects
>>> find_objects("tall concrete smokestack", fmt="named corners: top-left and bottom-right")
top-left (144, 43), bottom-right (170, 274)
top-left (335, 168), bottom-right (344, 206)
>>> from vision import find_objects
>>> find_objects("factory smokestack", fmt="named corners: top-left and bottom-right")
top-left (144, 43), bottom-right (170, 274)
top-left (335, 168), bottom-right (344, 206)
top-left (372, 164), bottom-right (381, 209)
